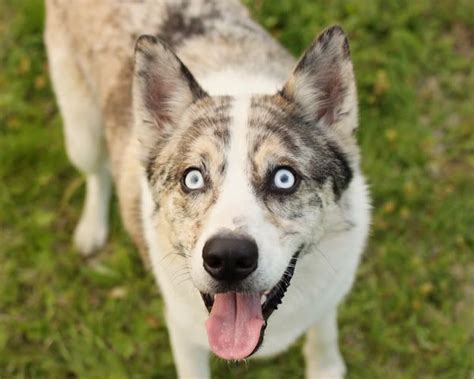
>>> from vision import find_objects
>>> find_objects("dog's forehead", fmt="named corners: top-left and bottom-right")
top-left (191, 95), bottom-right (233, 118)
top-left (181, 94), bottom-right (352, 198)
top-left (248, 95), bottom-right (304, 151)
top-left (184, 94), bottom-right (306, 174)
top-left (176, 96), bottom-right (233, 160)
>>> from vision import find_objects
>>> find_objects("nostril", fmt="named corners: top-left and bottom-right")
top-left (236, 257), bottom-right (254, 270)
top-left (206, 254), bottom-right (222, 269)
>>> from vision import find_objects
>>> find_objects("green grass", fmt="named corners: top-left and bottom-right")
top-left (1, 0), bottom-right (473, 377)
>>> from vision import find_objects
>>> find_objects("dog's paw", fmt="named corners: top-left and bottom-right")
top-left (73, 216), bottom-right (108, 256)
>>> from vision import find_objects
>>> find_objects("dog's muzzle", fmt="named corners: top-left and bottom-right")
top-left (200, 238), bottom-right (302, 360)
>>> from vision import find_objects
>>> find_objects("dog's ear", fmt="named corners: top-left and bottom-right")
top-left (133, 35), bottom-right (208, 137)
top-left (281, 26), bottom-right (358, 137)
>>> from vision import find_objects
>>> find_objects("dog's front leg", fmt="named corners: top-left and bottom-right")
top-left (303, 309), bottom-right (346, 379)
top-left (166, 311), bottom-right (210, 379)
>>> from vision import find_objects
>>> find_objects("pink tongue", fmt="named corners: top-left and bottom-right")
top-left (205, 292), bottom-right (264, 360)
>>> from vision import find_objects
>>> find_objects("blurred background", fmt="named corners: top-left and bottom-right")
top-left (1, 0), bottom-right (473, 377)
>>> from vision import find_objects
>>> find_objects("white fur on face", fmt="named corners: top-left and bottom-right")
top-left (190, 96), bottom-right (302, 294)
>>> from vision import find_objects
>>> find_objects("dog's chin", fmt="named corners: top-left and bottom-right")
top-left (199, 250), bottom-right (301, 360)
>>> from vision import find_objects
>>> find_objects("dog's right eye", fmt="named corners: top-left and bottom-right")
top-left (274, 168), bottom-right (295, 189)
top-left (269, 166), bottom-right (300, 194)
top-left (182, 168), bottom-right (205, 192)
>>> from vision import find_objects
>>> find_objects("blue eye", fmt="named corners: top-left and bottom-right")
top-left (183, 169), bottom-right (205, 190)
top-left (273, 168), bottom-right (296, 189)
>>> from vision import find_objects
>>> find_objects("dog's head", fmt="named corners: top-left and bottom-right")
top-left (134, 26), bottom-right (359, 360)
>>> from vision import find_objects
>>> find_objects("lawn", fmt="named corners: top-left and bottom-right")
top-left (1, 0), bottom-right (473, 378)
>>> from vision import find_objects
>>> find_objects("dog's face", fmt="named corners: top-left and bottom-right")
top-left (134, 26), bottom-right (358, 360)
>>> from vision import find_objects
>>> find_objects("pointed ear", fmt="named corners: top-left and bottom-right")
top-left (133, 35), bottom-right (208, 136)
top-left (281, 26), bottom-right (358, 136)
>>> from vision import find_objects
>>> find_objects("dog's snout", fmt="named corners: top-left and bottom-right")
top-left (202, 235), bottom-right (258, 282)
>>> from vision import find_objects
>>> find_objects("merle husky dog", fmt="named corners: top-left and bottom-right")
top-left (45, 0), bottom-right (370, 377)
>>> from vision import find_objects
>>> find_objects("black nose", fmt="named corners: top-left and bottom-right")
top-left (202, 235), bottom-right (258, 282)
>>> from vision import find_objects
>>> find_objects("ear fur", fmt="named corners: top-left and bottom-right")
top-left (133, 35), bottom-right (208, 156)
top-left (281, 26), bottom-right (358, 136)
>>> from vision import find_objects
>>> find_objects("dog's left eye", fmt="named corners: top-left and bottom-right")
top-left (182, 168), bottom-right (205, 191)
top-left (272, 167), bottom-right (298, 192)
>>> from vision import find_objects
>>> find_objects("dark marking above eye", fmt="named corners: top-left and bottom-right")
top-left (212, 125), bottom-right (231, 146)
top-left (249, 94), bottom-right (355, 201)
top-left (250, 121), bottom-right (300, 157)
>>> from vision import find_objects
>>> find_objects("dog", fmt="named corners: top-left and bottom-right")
top-left (45, 1), bottom-right (370, 377)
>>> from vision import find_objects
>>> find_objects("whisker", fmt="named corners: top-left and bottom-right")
top-left (171, 265), bottom-right (189, 277)
top-left (175, 276), bottom-right (193, 287)
top-left (159, 247), bottom-right (191, 266)
top-left (287, 281), bottom-right (306, 303)
top-left (159, 251), bottom-right (178, 264)
top-left (176, 251), bottom-right (191, 258)
top-left (314, 245), bottom-right (338, 276)
top-left (172, 271), bottom-right (192, 283)
top-left (170, 262), bottom-right (190, 281)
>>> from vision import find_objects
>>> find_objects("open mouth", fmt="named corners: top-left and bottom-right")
top-left (200, 250), bottom-right (301, 360)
